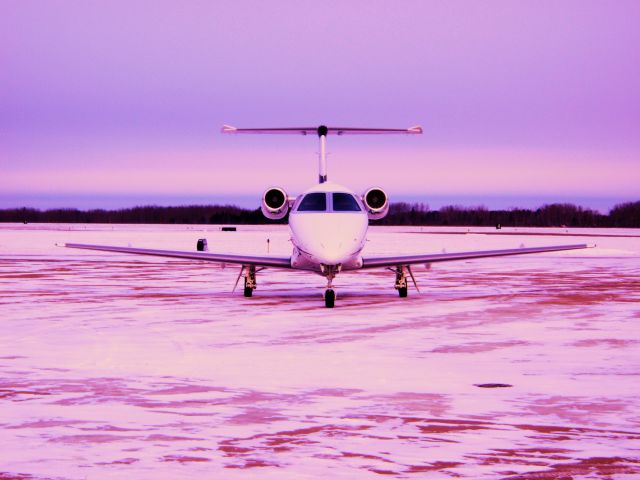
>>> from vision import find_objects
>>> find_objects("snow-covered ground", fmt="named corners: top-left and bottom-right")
top-left (1, 224), bottom-right (639, 479)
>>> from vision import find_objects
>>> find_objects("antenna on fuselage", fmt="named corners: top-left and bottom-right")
top-left (221, 124), bottom-right (423, 184)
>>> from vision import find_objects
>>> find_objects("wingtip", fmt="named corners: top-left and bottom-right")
top-left (408, 125), bottom-right (423, 134)
top-left (221, 124), bottom-right (237, 134)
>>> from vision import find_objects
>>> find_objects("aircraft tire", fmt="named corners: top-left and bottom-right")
top-left (398, 286), bottom-right (408, 298)
top-left (244, 286), bottom-right (253, 297)
top-left (325, 289), bottom-right (335, 308)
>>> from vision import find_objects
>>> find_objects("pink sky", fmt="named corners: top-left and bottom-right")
top-left (1, 1), bottom-right (639, 210)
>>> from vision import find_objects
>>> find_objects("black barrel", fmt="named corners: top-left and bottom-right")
top-left (196, 238), bottom-right (208, 251)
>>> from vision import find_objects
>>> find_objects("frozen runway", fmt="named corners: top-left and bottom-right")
top-left (1, 224), bottom-right (639, 479)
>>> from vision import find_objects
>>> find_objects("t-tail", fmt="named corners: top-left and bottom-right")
top-left (221, 124), bottom-right (423, 184)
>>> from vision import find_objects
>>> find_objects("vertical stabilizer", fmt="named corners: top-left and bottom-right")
top-left (317, 125), bottom-right (328, 183)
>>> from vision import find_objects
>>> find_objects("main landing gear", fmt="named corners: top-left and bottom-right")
top-left (234, 265), bottom-right (257, 297)
top-left (394, 265), bottom-right (419, 298)
top-left (395, 265), bottom-right (409, 297)
top-left (243, 266), bottom-right (256, 297)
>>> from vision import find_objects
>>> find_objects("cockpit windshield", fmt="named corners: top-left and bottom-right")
top-left (297, 192), bottom-right (327, 211)
top-left (332, 193), bottom-right (361, 212)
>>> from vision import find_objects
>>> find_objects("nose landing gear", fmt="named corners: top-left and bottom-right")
top-left (324, 288), bottom-right (335, 308)
top-left (321, 264), bottom-right (340, 308)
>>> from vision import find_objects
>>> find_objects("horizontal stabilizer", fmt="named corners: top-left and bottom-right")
top-left (221, 125), bottom-right (422, 135)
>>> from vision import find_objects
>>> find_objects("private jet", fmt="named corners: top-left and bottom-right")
top-left (66, 125), bottom-right (588, 307)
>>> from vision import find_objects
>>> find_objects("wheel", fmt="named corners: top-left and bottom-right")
top-left (324, 289), bottom-right (335, 308)
top-left (244, 286), bottom-right (253, 297)
top-left (398, 286), bottom-right (408, 298)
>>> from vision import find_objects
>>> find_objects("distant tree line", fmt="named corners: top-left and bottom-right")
top-left (1, 201), bottom-right (639, 228)
top-left (0, 205), bottom-right (272, 225)
top-left (375, 202), bottom-right (640, 228)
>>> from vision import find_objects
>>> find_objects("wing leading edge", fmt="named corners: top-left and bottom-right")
top-left (65, 242), bottom-right (590, 271)
top-left (64, 243), bottom-right (292, 269)
top-left (360, 244), bottom-right (590, 269)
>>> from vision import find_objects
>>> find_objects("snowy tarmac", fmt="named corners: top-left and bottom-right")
top-left (1, 224), bottom-right (639, 479)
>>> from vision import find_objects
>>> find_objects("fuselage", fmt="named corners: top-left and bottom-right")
top-left (289, 182), bottom-right (368, 272)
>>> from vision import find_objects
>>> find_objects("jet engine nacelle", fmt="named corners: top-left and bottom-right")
top-left (261, 187), bottom-right (289, 220)
top-left (362, 187), bottom-right (389, 220)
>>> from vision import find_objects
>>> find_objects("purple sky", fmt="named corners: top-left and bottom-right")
top-left (1, 1), bottom-right (639, 211)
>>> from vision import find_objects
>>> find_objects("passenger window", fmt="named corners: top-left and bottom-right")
top-left (297, 193), bottom-right (327, 211)
top-left (332, 193), bottom-right (361, 212)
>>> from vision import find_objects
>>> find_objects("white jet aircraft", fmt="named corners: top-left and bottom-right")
top-left (66, 125), bottom-right (589, 307)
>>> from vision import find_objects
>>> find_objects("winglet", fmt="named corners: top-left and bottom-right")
top-left (221, 124), bottom-right (238, 134)
top-left (407, 125), bottom-right (423, 134)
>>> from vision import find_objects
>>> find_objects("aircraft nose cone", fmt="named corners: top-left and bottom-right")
top-left (289, 210), bottom-right (368, 266)
top-left (316, 240), bottom-right (350, 264)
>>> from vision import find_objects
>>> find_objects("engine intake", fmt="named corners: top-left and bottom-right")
top-left (363, 187), bottom-right (389, 220)
top-left (261, 187), bottom-right (289, 220)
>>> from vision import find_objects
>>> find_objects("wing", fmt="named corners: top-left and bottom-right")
top-left (64, 243), bottom-right (292, 269)
top-left (361, 243), bottom-right (590, 269)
